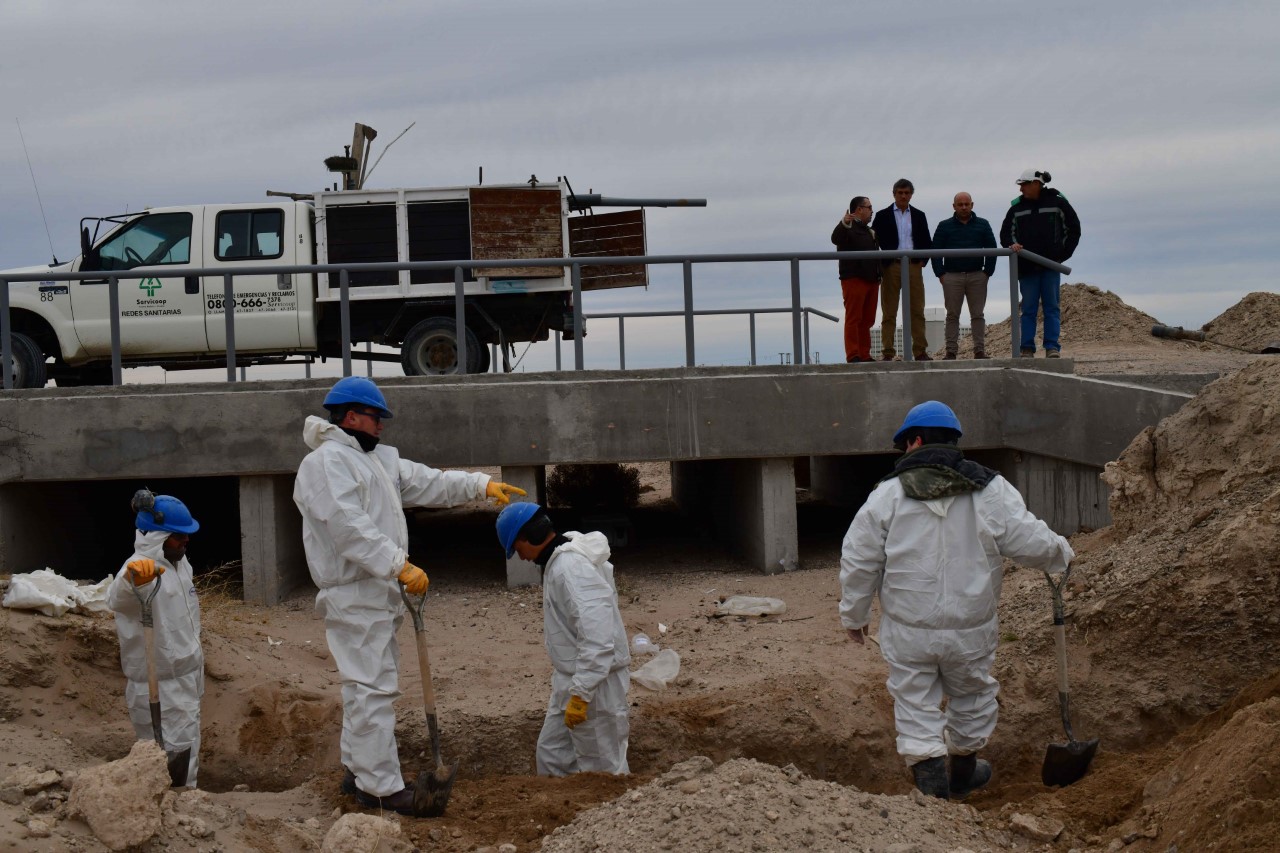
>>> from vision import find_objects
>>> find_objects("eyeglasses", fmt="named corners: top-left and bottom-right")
top-left (857, 204), bottom-right (872, 210)
top-left (352, 407), bottom-right (384, 422)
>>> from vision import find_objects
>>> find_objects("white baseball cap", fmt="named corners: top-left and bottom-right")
top-left (1016, 168), bottom-right (1051, 185)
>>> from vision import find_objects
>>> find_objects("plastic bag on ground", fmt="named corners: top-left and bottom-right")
top-left (715, 595), bottom-right (786, 617)
top-left (2, 568), bottom-right (112, 617)
top-left (631, 649), bottom-right (681, 690)
top-left (630, 632), bottom-right (659, 656)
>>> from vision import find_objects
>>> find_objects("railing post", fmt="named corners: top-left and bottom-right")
top-left (366, 341), bottom-right (373, 377)
top-left (224, 273), bottom-right (237, 382)
top-left (555, 330), bottom-right (562, 371)
top-left (454, 266), bottom-right (467, 374)
top-left (749, 313), bottom-right (757, 366)
top-left (790, 258), bottom-right (803, 366)
top-left (109, 276), bottom-right (122, 385)
top-left (571, 262), bottom-right (584, 370)
top-left (0, 279), bottom-right (10, 390)
top-left (1008, 251), bottom-right (1020, 359)
top-left (803, 309), bottom-right (812, 364)
top-left (683, 260), bottom-right (695, 367)
top-left (900, 254), bottom-right (912, 361)
top-left (340, 269), bottom-right (352, 377)
top-left (618, 317), bottom-right (626, 370)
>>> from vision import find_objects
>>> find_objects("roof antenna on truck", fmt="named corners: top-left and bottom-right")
top-left (362, 121), bottom-right (416, 187)
top-left (15, 119), bottom-right (58, 265)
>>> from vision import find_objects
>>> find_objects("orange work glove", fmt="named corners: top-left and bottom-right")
top-left (485, 481), bottom-right (527, 506)
top-left (564, 695), bottom-right (589, 729)
top-left (126, 558), bottom-right (164, 586)
top-left (397, 561), bottom-right (429, 596)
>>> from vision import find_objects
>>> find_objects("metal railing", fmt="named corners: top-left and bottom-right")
top-left (0, 248), bottom-right (1068, 389)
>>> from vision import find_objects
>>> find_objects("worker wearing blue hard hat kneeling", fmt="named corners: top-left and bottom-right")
top-left (294, 376), bottom-right (527, 815)
top-left (839, 401), bottom-right (1074, 800)
top-left (106, 489), bottom-right (204, 787)
top-left (497, 502), bottom-right (631, 776)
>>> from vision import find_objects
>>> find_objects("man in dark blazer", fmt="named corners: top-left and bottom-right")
top-left (872, 179), bottom-right (932, 360)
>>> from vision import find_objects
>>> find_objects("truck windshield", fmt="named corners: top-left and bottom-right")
top-left (94, 213), bottom-right (193, 269)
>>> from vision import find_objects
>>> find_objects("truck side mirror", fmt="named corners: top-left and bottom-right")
top-left (80, 226), bottom-right (91, 258)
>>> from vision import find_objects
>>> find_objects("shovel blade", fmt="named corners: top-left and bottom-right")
top-left (1041, 737), bottom-right (1099, 787)
top-left (412, 762), bottom-right (458, 817)
top-left (166, 748), bottom-right (192, 788)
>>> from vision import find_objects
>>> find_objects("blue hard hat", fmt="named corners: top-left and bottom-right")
top-left (323, 376), bottom-right (394, 419)
top-left (497, 502), bottom-right (542, 558)
top-left (136, 495), bottom-right (200, 535)
top-left (893, 400), bottom-right (963, 444)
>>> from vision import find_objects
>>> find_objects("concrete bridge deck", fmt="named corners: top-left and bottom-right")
top-left (0, 359), bottom-right (1197, 603)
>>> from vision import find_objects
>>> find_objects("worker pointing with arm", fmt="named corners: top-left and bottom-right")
top-left (293, 376), bottom-right (524, 815)
top-left (839, 401), bottom-right (1073, 800)
top-left (496, 502), bottom-right (631, 776)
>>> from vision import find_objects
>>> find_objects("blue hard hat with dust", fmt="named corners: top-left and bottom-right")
top-left (893, 400), bottom-right (963, 444)
top-left (136, 495), bottom-right (200, 534)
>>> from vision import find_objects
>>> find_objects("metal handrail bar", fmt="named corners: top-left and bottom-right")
top-left (0, 247), bottom-right (1068, 388)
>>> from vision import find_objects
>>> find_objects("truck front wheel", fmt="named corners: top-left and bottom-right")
top-left (400, 317), bottom-right (483, 376)
top-left (5, 333), bottom-right (48, 389)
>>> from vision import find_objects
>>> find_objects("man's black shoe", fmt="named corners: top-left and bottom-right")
top-left (351, 784), bottom-right (419, 816)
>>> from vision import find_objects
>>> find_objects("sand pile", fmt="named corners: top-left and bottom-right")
top-left (541, 755), bottom-right (1067, 852)
top-left (1058, 358), bottom-right (1280, 735)
top-left (1202, 291), bottom-right (1280, 353)
top-left (952, 283), bottom-right (1163, 356)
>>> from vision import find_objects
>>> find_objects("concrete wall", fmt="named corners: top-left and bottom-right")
top-left (672, 457), bottom-right (797, 574)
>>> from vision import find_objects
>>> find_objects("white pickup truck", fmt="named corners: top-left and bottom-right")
top-left (1, 179), bottom-right (659, 387)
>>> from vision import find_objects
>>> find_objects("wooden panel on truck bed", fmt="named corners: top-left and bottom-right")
top-left (470, 187), bottom-right (563, 279)
top-left (568, 209), bottom-right (647, 290)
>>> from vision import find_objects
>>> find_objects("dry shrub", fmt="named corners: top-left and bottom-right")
top-left (546, 464), bottom-right (642, 510)
top-left (194, 561), bottom-right (245, 634)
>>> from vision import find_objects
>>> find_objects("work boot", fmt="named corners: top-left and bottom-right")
top-left (340, 768), bottom-right (357, 796)
top-left (351, 784), bottom-right (419, 816)
top-left (880, 353), bottom-right (896, 361)
top-left (1020, 348), bottom-right (1035, 358)
top-left (943, 352), bottom-right (957, 361)
top-left (910, 757), bottom-right (949, 799)
top-left (1046, 349), bottom-right (1061, 359)
top-left (973, 351), bottom-right (990, 359)
top-left (915, 352), bottom-right (933, 362)
top-left (949, 754), bottom-right (992, 799)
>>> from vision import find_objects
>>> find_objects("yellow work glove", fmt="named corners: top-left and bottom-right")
top-left (564, 695), bottom-right (589, 730)
top-left (485, 481), bottom-right (527, 506)
top-left (126, 558), bottom-right (164, 586)
top-left (397, 561), bottom-right (429, 596)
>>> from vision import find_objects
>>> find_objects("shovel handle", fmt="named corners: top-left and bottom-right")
top-left (400, 582), bottom-right (446, 768)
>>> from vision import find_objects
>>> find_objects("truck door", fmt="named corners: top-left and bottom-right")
top-left (70, 209), bottom-right (210, 356)
top-left (204, 207), bottom-right (301, 351)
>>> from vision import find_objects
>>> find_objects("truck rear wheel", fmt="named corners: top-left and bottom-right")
top-left (400, 317), bottom-right (483, 376)
top-left (6, 333), bottom-right (48, 389)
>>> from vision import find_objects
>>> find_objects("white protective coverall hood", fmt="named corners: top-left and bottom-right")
top-left (536, 531), bottom-right (631, 776)
top-left (840, 470), bottom-right (1073, 764)
top-left (293, 415), bottom-right (490, 797)
top-left (107, 529), bottom-right (204, 786)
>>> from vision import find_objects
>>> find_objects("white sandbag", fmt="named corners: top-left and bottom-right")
top-left (631, 648), bottom-right (681, 690)
top-left (715, 595), bottom-right (786, 617)
top-left (2, 568), bottom-right (112, 617)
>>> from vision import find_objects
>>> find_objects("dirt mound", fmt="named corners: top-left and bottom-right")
top-left (542, 756), bottom-right (1022, 852)
top-left (953, 282), bottom-right (1163, 357)
top-left (1056, 359), bottom-right (1280, 737)
top-left (1202, 290), bottom-right (1280, 353)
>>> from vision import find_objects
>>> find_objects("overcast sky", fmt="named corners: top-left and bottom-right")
top-left (2, 1), bottom-right (1276, 377)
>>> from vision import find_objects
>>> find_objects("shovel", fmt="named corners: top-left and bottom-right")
top-left (1040, 566), bottom-right (1099, 787)
top-left (400, 583), bottom-right (458, 816)
top-left (130, 569), bottom-right (192, 787)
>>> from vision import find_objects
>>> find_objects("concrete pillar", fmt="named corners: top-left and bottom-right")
top-left (671, 457), bottom-right (798, 574)
top-left (500, 465), bottom-right (546, 588)
top-left (239, 474), bottom-right (308, 605)
top-left (972, 449), bottom-right (1110, 535)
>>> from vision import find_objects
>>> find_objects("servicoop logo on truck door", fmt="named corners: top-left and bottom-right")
top-left (140, 278), bottom-right (162, 297)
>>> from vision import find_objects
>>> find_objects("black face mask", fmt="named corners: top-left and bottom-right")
top-left (340, 426), bottom-right (380, 452)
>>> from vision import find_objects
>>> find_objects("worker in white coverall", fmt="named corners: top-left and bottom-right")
top-left (496, 502), bottom-right (631, 776)
top-left (107, 491), bottom-right (203, 787)
top-left (294, 376), bottom-right (526, 815)
top-left (839, 400), bottom-right (1074, 800)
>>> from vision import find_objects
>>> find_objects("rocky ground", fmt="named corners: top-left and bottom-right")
top-left (1, 287), bottom-right (1278, 852)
